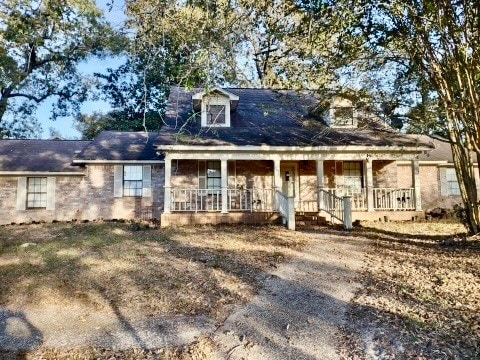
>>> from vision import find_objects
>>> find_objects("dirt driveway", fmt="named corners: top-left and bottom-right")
top-left (210, 230), bottom-right (365, 359)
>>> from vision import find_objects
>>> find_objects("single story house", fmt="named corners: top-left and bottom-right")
top-left (0, 87), bottom-right (475, 228)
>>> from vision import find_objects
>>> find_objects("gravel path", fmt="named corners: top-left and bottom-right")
top-left (211, 231), bottom-right (365, 359)
top-left (0, 304), bottom-right (215, 351)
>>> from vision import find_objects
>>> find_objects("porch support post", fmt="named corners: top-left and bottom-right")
top-left (316, 160), bottom-right (324, 211)
top-left (273, 158), bottom-right (281, 210)
top-left (221, 159), bottom-right (228, 213)
top-left (164, 155), bottom-right (172, 214)
top-left (366, 158), bottom-right (374, 212)
top-left (412, 159), bottom-right (422, 211)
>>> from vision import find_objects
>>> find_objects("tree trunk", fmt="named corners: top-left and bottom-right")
top-left (448, 123), bottom-right (480, 235)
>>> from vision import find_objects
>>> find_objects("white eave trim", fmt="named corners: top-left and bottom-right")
top-left (72, 159), bottom-right (164, 164)
top-left (0, 171), bottom-right (85, 176)
top-left (397, 160), bottom-right (449, 165)
top-left (192, 87), bottom-right (239, 101)
top-left (156, 144), bottom-right (433, 153)
top-left (397, 160), bottom-right (478, 166)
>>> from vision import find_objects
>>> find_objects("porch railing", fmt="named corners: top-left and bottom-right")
top-left (319, 189), bottom-right (344, 223)
top-left (321, 188), bottom-right (367, 210)
top-left (171, 189), bottom-right (222, 212)
top-left (297, 200), bottom-right (318, 212)
top-left (170, 188), bottom-right (275, 212)
top-left (170, 187), bottom-right (416, 213)
top-left (227, 188), bottom-right (274, 212)
top-left (318, 189), bottom-right (352, 230)
top-left (373, 188), bottom-right (415, 210)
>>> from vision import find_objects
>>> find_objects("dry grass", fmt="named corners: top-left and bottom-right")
top-left (13, 337), bottom-right (216, 360)
top-left (0, 222), bottom-right (308, 320)
top-left (342, 220), bottom-right (480, 359)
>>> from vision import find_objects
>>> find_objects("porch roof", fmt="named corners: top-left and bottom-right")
top-left (159, 87), bottom-right (434, 151)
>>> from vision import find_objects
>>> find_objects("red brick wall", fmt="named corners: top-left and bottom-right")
top-left (0, 164), bottom-right (164, 225)
top-left (373, 160), bottom-right (397, 188)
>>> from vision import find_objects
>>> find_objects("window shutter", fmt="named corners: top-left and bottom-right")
top-left (16, 177), bottom-right (27, 211)
top-left (198, 160), bottom-right (206, 189)
top-left (142, 165), bottom-right (152, 197)
top-left (439, 167), bottom-right (448, 196)
top-left (46, 177), bottom-right (56, 210)
top-left (114, 165), bottom-right (123, 197)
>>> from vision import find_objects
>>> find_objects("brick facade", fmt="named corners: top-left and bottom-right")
top-left (396, 163), bottom-right (480, 211)
top-left (3, 158), bottom-right (475, 225)
top-left (373, 160), bottom-right (397, 188)
top-left (0, 164), bottom-right (164, 225)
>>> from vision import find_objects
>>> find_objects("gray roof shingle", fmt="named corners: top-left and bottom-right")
top-left (159, 87), bottom-right (434, 149)
top-left (75, 131), bottom-right (163, 161)
top-left (417, 135), bottom-right (478, 163)
top-left (0, 140), bottom-right (90, 172)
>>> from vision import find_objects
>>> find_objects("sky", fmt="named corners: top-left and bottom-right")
top-left (36, 0), bottom-right (126, 139)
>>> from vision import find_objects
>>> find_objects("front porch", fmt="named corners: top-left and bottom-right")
top-left (160, 157), bottom-right (425, 228)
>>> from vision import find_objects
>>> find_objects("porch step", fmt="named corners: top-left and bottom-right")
top-left (295, 212), bottom-right (328, 226)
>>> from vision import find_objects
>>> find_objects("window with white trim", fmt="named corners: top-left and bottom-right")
top-left (446, 168), bottom-right (460, 196)
top-left (207, 161), bottom-right (221, 189)
top-left (123, 165), bottom-right (143, 197)
top-left (333, 107), bottom-right (355, 126)
top-left (206, 104), bottom-right (226, 125)
top-left (343, 161), bottom-right (363, 194)
top-left (27, 177), bottom-right (47, 208)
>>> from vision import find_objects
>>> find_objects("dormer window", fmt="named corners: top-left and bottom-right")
top-left (333, 107), bottom-right (354, 126)
top-left (207, 104), bottom-right (226, 125)
top-left (329, 97), bottom-right (357, 128)
top-left (192, 87), bottom-right (239, 128)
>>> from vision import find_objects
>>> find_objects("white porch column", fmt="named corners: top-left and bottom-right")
top-left (365, 158), bottom-right (374, 212)
top-left (221, 159), bottom-right (228, 213)
top-left (412, 159), bottom-right (422, 211)
top-left (164, 156), bottom-right (172, 214)
top-left (316, 160), bottom-right (324, 211)
top-left (273, 158), bottom-right (281, 210)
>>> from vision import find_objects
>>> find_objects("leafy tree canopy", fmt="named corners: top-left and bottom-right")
top-left (75, 109), bottom-right (163, 140)
top-left (352, 0), bottom-right (480, 233)
top-left (0, 0), bottom-right (124, 138)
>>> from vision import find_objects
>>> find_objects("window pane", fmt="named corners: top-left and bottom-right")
top-left (207, 161), bottom-right (221, 178)
top-left (27, 177), bottom-right (47, 208)
top-left (207, 105), bottom-right (226, 125)
top-left (446, 168), bottom-right (460, 195)
top-left (124, 165), bottom-right (143, 180)
top-left (206, 161), bottom-right (222, 189)
top-left (343, 162), bottom-right (362, 194)
top-left (123, 178), bottom-right (142, 197)
top-left (334, 107), bottom-right (354, 126)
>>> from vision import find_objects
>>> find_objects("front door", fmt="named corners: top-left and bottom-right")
top-left (281, 165), bottom-right (296, 199)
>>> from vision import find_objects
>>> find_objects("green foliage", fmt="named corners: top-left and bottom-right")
top-left (75, 110), bottom-right (163, 140)
top-left (0, 0), bottom-right (123, 138)
top-left (355, 0), bottom-right (480, 233)
top-left (123, 0), bottom-right (361, 90)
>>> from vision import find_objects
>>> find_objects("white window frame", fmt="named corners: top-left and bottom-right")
top-left (206, 161), bottom-right (221, 190)
top-left (26, 177), bottom-right (47, 209)
top-left (123, 165), bottom-right (143, 197)
top-left (201, 95), bottom-right (231, 128)
top-left (446, 168), bottom-right (460, 196)
top-left (329, 106), bottom-right (357, 128)
top-left (342, 161), bottom-right (363, 195)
